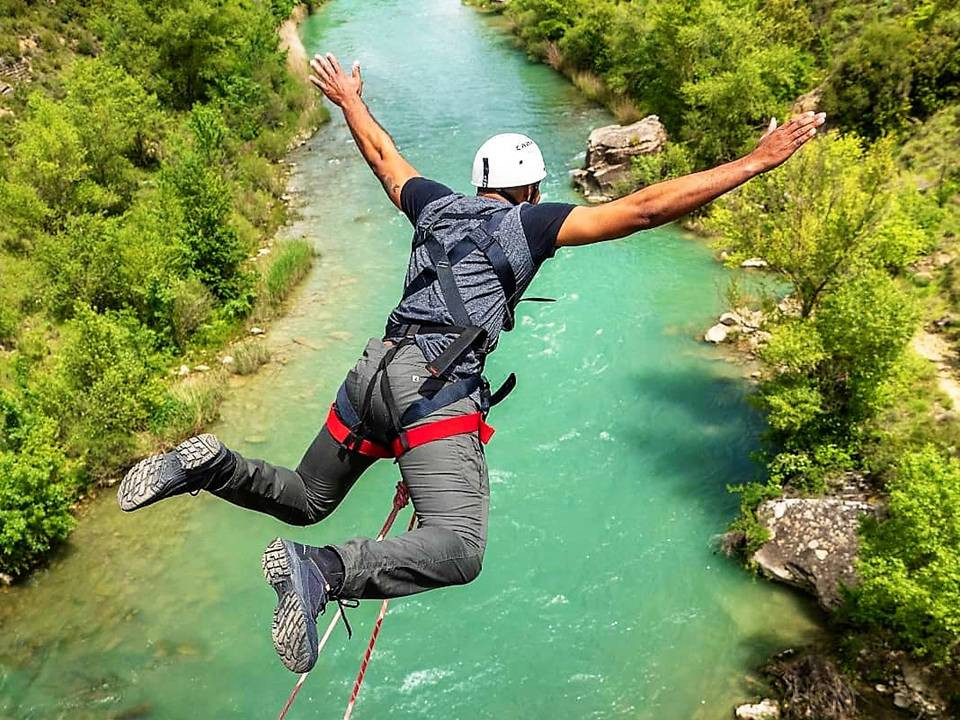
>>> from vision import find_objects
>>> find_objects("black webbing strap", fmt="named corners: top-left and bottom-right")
top-left (421, 234), bottom-right (473, 328)
top-left (403, 209), bottom-right (510, 301)
top-left (425, 325), bottom-right (486, 378)
top-left (470, 217), bottom-right (517, 304)
top-left (489, 373), bottom-right (516, 407)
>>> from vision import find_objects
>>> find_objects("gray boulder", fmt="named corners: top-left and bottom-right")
top-left (571, 116), bottom-right (667, 202)
top-left (752, 497), bottom-right (876, 609)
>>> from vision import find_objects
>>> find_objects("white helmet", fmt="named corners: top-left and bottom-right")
top-left (471, 133), bottom-right (547, 189)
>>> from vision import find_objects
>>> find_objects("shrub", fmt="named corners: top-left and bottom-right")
top-left (61, 57), bottom-right (162, 188)
top-left (171, 277), bottom-right (214, 348)
top-left (8, 93), bottom-right (91, 217)
top-left (35, 305), bottom-right (169, 474)
top-left (162, 152), bottom-right (249, 300)
top-left (855, 447), bottom-right (960, 661)
top-left (821, 20), bottom-right (916, 139)
top-left (630, 142), bottom-right (694, 188)
top-left (708, 134), bottom-right (916, 317)
top-left (37, 214), bottom-right (130, 319)
top-left (0, 391), bottom-right (79, 577)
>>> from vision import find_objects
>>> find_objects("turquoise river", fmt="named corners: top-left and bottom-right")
top-left (0, 2), bottom-right (823, 718)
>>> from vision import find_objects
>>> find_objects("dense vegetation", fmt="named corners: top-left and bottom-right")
top-left (0, 0), bottom-right (325, 577)
top-left (484, 0), bottom-right (960, 692)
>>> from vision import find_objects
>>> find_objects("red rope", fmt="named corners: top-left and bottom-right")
top-left (277, 482), bottom-right (414, 720)
top-left (343, 510), bottom-right (417, 720)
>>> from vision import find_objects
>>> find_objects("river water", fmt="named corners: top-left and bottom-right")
top-left (0, 2), bottom-right (822, 718)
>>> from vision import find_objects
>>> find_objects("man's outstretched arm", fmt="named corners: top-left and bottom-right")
top-left (309, 53), bottom-right (418, 209)
top-left (556, 112), bottom-right (827, 246)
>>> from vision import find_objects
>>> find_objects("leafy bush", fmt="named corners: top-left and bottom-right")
top-left (821, 20), bottom-right (916, 139)
top-left (171, 277), bottom-right (215, 348)
top-left (855, 447), bottom-right (960, 661)
top-left (163, 152), bottom-right (249, 301)
top-left (35, 305), bottom-right (169, 474)
top-left (0, 391), bottom-right (79, 577)
top-left (630, 142), bottom-right (693, 188)
top-left (37, 214), bottom-right (130, 319)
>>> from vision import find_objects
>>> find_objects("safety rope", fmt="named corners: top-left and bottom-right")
top-left (277, 482), bottom-right (415, 720)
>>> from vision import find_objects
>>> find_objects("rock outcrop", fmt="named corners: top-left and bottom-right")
top-left (703, 307), bottom-right (766, 347)
top-left (752, 498), bottom-right (876, 609)
top-left (571, 116), bottom-right (667, 202)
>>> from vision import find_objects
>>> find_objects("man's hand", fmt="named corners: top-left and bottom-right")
top-left (308, 51), bottom-right (419, 209)
top-left (748, 111), bottom-right (827, 173)
top-left (556, 111), bottom-right (829, 247)
top-left (309, 52), bottom-right (363, 108)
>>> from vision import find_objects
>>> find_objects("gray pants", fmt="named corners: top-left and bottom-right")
top-left (212, 339), bottom-right (489, 600)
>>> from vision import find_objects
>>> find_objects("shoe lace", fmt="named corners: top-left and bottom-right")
top-left (334, 598), bottom-right (360, 639)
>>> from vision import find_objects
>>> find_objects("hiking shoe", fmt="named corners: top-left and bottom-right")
top-left (117, 434), bottom-right (233, 512)
top-left (262, 537), bottom-right (332, 674)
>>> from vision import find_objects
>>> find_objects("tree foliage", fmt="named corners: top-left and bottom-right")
top-left (855, 447), bottom-right (960, 661)
top-left (708, 134), bottom-right (932, 317)
top-left (0, 0), bottom-right (325, 577)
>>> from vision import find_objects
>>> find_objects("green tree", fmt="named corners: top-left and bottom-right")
top-left (62, 57), bottom-right (163, 189)
top-left (8, 94), bottom-right (90, 218)
top-left (708, 133), bottom-right (925, 317)
top-left (676, 0), bottom-right (815, 163)
top-left (821, 20), bottom-right (916, 138)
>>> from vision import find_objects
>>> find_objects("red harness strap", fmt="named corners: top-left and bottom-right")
top-left (325, 405), bottom-right (495, 459)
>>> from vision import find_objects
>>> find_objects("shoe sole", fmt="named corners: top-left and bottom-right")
top-left (117, 434), bottom-right (222, 512)
top-left (263, 538), bottom-right (316, 674)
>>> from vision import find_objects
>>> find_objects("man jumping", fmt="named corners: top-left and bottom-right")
top-left (118, 52), bottom-right (826, 674)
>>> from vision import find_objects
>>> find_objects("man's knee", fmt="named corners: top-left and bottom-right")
top-left (456, 551), bottom-right (484, 585)
top-left (449, 531), bottom-right (485, 585)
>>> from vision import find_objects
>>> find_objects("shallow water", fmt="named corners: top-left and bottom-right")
top-left (0, 2), bottom-right (823, 718)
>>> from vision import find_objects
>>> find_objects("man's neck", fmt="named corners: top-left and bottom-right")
top-left (478, 190), bottom-right (520, 205)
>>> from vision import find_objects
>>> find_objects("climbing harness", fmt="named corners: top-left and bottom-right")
top-left (328, 201), bottom-right (549, 460)
top-left (277, 482), bottom-right (415, 720)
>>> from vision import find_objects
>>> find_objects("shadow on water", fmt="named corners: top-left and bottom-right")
top-left (623, 365), bottom-right (766, 507)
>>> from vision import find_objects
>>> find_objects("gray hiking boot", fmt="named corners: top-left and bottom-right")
top-left (117, 434), bottom-right (235, 512)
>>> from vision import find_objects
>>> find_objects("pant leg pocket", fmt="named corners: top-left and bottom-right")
top-left (455, 433), bottom-right (487, 495)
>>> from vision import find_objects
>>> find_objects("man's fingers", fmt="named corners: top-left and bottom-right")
top-left (310, 55), bottom-right (333, 83)
top-left (326, 52), bottom-right (342, 75)
top-left (352, 61), bottom-right (363, 95)
top-left (793, 127), bottom-right (818, 148)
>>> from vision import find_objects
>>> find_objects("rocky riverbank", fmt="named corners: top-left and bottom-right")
top-left (700, 280), bottom-right (957, 718)
top-left (569, 113), bottom-right (957, 720)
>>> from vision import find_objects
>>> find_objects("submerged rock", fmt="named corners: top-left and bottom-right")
top-left (734, 698), bottom-right (780, 719)
top-left (705, 323), bottom-right (731, 344)
top-left (752, 497), bottom-right (876, 609)
top-left (571, 116), bottom-right (668, 202)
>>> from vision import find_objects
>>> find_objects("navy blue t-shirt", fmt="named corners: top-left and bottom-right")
top-left (400, 177), bottom-right (574, 265)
